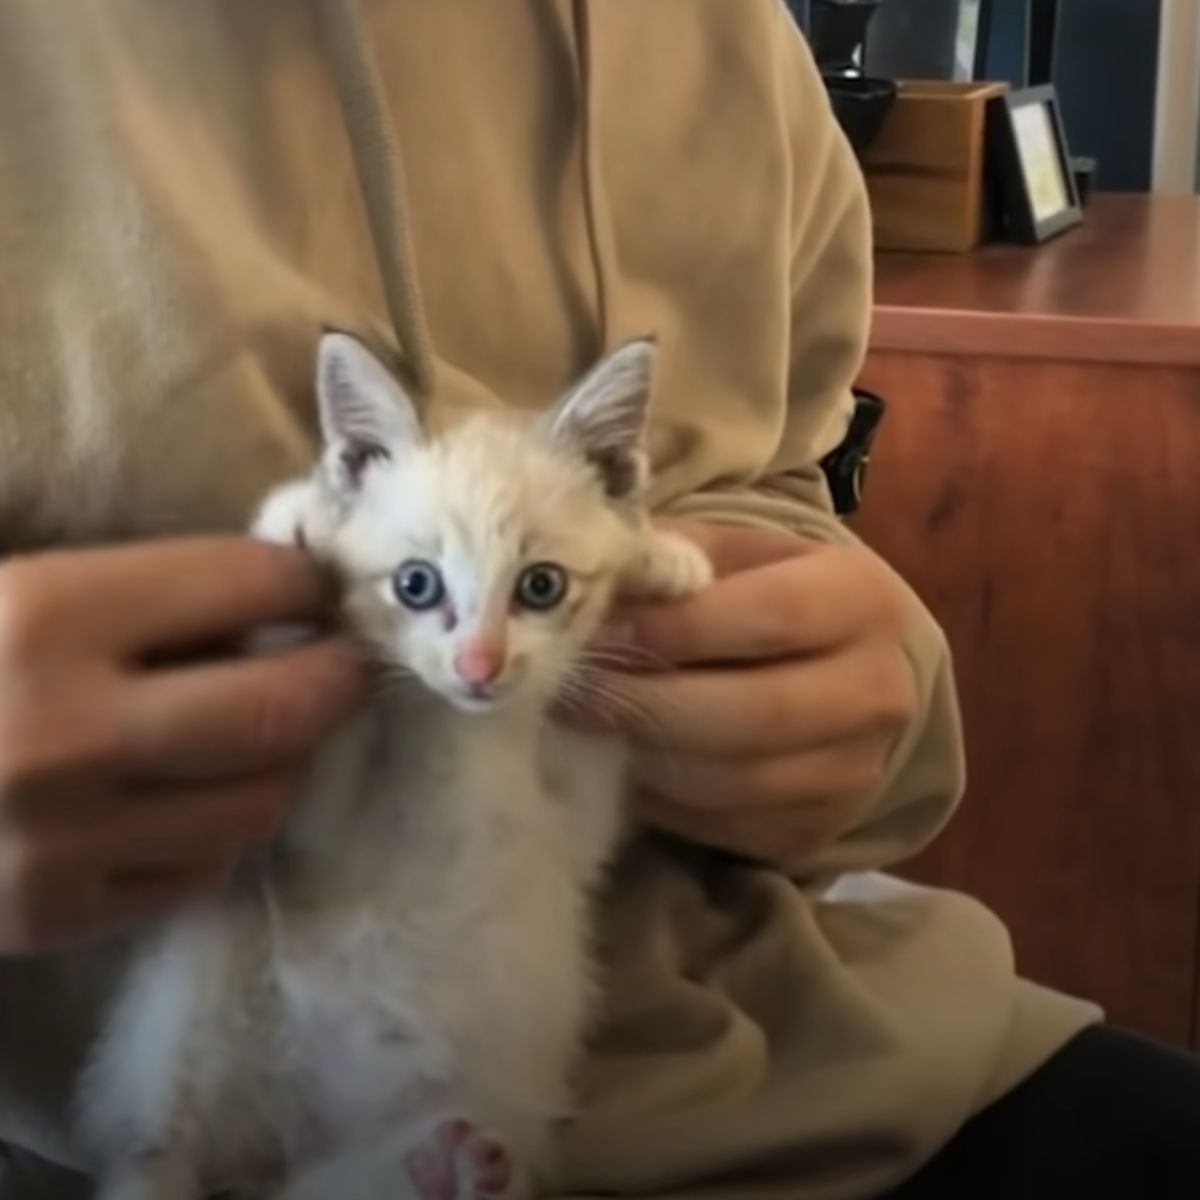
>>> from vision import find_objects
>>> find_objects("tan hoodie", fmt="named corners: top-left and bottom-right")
top-left (0, 1), bottom-right (1098, 1196)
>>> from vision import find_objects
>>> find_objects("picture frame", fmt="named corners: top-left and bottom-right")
top-left (986, 84), bottom-right (1083, 244)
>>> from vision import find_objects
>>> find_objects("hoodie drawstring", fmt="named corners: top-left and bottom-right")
top-left (316, 0), bottom-right (615, 386)
top-left (571, 0), bottom-right (615, 355)
top-left (313, 0), bottom-right (436, 397)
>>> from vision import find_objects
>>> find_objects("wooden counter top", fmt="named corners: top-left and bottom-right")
top-left (871, 194), bottom-right (1200, 367)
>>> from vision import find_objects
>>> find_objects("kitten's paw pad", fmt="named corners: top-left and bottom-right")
top-left (405, 1120), bottom-right (513, 1200)
top-left (626, 532), bottom-right (713, 600)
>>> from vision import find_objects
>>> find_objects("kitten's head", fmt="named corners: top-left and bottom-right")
top-left (308, 332), bottom-right (654, 714)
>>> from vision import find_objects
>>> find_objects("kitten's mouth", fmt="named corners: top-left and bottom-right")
top-left (449, 683), bottom-right (504, 713)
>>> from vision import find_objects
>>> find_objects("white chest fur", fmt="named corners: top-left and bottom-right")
top-left (78, 702), bottom-right (625, 1199)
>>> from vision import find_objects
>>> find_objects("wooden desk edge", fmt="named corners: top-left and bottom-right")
top-left (871, 307), bottom-right (1200, 369)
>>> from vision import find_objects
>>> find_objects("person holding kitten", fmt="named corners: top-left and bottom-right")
top-left (0, 2), bottom-right (1196, 1198)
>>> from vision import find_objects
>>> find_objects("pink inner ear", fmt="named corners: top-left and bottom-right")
top-left (341, 441), bottom-right (390, 486)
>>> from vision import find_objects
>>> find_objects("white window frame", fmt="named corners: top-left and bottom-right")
top-left (1153, 0), bottom-right (1200, 193)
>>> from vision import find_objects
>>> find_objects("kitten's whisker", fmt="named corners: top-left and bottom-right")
top-left (372, 670), bottom-right (414, 686)
top-left (556, 677), bottom-right (624, 735)
top-left (582, 642), bottom-right (674, 673)
top-left (578, 653), bottom-right (659, 675)
top-left (369, 663), bottom-right (418, 703)
top-left (598, 693), bottom-right (666, 745)
top-left (586, 674), bottom-right (687, 781)
top-left (565, 671), bottom-right (671, 752)
top-left (559, 673), bottom-right (686, 799)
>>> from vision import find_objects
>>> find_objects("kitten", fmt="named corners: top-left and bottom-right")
top-left (76, 332), bottom-right (712, 1200)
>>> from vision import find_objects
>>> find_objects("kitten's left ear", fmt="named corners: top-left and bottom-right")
top-left (546, 338), bottom-right (655, 501)
top-left (316, 332), bottom-right (422, 490)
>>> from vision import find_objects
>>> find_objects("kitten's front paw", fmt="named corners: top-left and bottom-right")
top-left (405, 1120), bottom-right (514, 1200)
top-left (625, 531), bottom-right (713, 601)
top-left (252, 480), bottom-right (316, 546)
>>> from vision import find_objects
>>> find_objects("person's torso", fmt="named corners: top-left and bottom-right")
top-left (0, 0), bottom-right (804, 551)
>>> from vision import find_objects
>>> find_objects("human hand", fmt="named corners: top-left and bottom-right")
top-left (0, 538), bottom-right (364, 954)
top-left (572, 523), bottom-right (918, 864)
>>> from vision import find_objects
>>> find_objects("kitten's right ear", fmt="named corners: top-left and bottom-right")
top-left (546, 338), bottom-right (655, 501)
top-left (316, 332), bottom-right (422, 489)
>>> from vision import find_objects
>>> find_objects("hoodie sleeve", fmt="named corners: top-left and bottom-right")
top-left (664, 6), bottom-right (966, 879)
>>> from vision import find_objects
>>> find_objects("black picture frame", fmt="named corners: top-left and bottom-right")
top-left (987, 84), bottom-right (1082, 244)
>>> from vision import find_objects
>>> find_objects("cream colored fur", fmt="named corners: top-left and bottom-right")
top-left (75, 335), bottom-right (710, 1200)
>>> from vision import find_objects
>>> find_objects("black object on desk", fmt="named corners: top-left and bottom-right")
top-left (825, 76), bottom-right (897, 156)
top-left (808, 0), bottom-right (896, 160)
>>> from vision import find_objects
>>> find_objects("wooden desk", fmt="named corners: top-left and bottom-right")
top-left (853, 195), bottom-right (1200, 1048)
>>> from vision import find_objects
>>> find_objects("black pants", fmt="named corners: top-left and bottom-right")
top-left (884, 1025), bottom-right (1200, 1199)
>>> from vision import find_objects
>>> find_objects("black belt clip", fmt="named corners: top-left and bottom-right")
top-left (819, 387), bottom-right (887, 517)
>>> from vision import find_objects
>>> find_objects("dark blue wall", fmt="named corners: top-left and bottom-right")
top-left (1054, 0), bottom-right (1162, 190)
top-left (980, 0), bottom-right (1161, 190)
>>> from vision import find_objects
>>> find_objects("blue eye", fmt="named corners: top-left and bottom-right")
top-left (515, 563), bottom-right (568, 612)
top-left (393, 560), bottom-right (445, 611)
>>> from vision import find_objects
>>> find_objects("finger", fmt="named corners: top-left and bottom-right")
top-left (655, 521), bottom-right (811, 579)
top-left (0, 850), bottom-right (235, 954)
top-left (121, 637), bottom-right (364, 779)
top-left (108, 858), bottom-right (236, 903)
top-left (581, 643), bottom-right (915, 756)
top-left (1, 774), bottom-right (285, 896)
top-left (96, 774), bottom-right (296, 867)
top-left (630, 738), bottom-right (888, 811)
top-left (11, 538), bottom-right (337, 657)
top-left (92, 861), bottom-right (236, 946)
top-left (621, 547), bottom-right (890, 666)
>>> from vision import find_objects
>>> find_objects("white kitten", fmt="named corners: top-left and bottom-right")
top-left (76, 333), bottom-right (711, 1200)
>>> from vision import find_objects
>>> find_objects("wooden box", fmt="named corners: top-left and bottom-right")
top-left (862, 80), bottom-right (1007, 253)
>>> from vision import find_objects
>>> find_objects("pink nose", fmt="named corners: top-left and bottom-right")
top-left (454, 640), bottom-right (504, 687)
